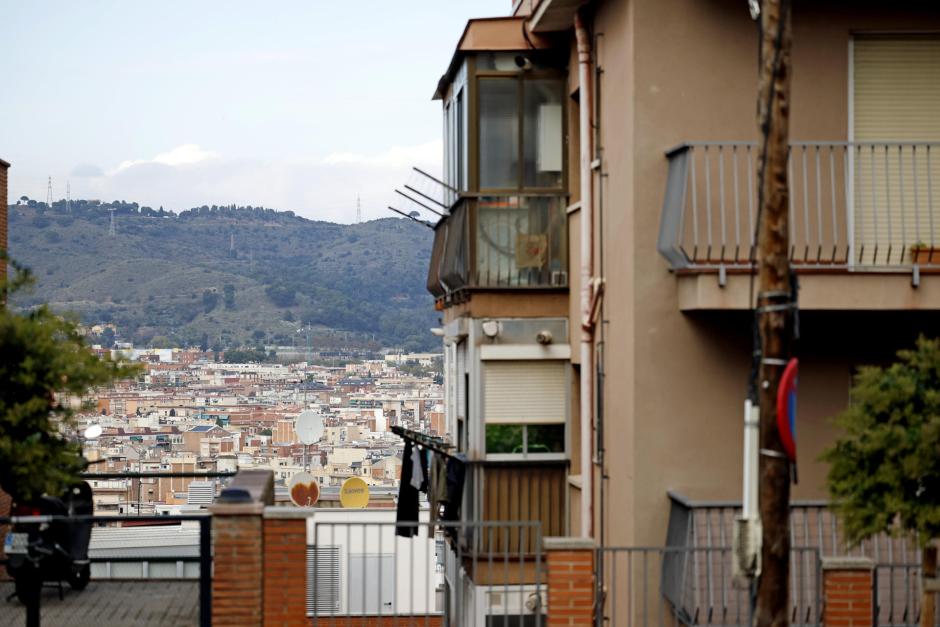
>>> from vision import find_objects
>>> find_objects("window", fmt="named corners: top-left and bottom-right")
top-left (483, 360), bottom-right (566, 457)
top-left (486, 423), bottom-right (564, 454)
top-left (479, 78), bottom-right (519, 189)
top-left (852, 35), bottom-right (940, 265)
top-left (477, 76), bottom-right (564, 191)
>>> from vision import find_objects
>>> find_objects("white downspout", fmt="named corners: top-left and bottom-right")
top-left (575, 10), bottom-right (594, 539)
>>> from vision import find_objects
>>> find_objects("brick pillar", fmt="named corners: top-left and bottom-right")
top-left (210, 469), bottom-right (274, 626)
top-left (822, 556), bottom-right (875, 627)
top-left (545, 537), bottom-right (595, 627)
top-left (263, 508), bottom-right (308, 627)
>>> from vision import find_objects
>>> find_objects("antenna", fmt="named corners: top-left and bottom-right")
top-left (66, 181), bottom-right (71, 213)
top-left (230, 232), bottom-right (235, 253)
top-left (109, 208), bottom-right (116, 236)
top-left (356, 194), bottom-right (362, 223)
top-left (46, 176), bottom-right (53, 210)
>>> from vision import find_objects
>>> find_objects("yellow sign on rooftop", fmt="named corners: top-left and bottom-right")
top-left (339, 477), bottom-right (369, 509)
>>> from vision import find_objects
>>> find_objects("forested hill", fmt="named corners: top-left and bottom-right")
top-left (8, 200), bottom-right (437, 352)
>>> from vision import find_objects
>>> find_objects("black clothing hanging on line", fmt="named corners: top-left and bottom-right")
top-left (395, 439), bottom-right (419, 537)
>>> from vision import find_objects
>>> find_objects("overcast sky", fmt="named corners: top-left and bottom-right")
top-left (1, 1), bottom-right (507, 222)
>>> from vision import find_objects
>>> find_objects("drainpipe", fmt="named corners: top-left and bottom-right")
top-left (575, 9), bottom-right (594, 540)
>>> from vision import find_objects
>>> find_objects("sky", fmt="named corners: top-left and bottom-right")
top-left (0, 0), bottom-right (507, 222)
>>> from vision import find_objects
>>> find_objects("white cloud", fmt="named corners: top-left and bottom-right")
top-left (322, 139), bottom-right (442, 168)
top-left (112, 144), bottom-right (219, 174)
top-left (74, 140), bottom-right (443, 224)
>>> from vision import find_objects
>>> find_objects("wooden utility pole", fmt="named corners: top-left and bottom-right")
top-left (754, 1), bottom-right (793, 627)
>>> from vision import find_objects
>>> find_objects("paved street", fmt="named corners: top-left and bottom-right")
top-left (0, 580), bottom-right (199, 626)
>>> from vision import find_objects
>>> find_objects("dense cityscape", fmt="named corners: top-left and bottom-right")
top-left (77, 346), bottom-right (443, 514)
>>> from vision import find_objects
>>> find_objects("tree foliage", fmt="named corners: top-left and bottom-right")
top-left (822, 336), bottom-right (940, 547)
top-left (0, 265), bottom-right (140, 502)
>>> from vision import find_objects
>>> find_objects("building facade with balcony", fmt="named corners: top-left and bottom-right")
top-left (426, 0), bottom-right (940, 623)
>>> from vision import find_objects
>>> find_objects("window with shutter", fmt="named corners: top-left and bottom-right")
top-left (852, 35), bottom-right (940, 264)
top-left (483, 360), bottom-right (566, 424)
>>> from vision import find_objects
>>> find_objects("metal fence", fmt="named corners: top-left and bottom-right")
top-left (309, 519), bottom-right (544, 627)
top-left (658, 141), bottom-right (940, 270)
top-left (875, 564), bottom-right (940, 627)
top-left (1, 513), bottom-right (210, 627)
top-left (596, 546), bottom-right (820, 627)
top-left (666, 495), bottom-right (932, 627)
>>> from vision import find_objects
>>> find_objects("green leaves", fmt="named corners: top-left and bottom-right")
top-left (0, 264), bottom-right (140, 502)
top-left (823, 336), bottom-right (940, 547)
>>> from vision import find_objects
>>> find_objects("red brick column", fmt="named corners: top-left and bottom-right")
top-left (822, 557), bottom-right (874, 627)
top-left (263, 509), bottom-right (308, 627)
top-left (210, 470), bottom-right (274, 626)
top-left (212, 501), bottom-right (265, 626)
top-left (545, 537), bottom-right (595, 626)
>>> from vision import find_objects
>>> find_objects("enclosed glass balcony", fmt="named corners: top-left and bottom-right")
top-left (427, 195), bottom-right (568, 298)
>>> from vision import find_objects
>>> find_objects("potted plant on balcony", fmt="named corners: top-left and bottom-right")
top-left (910, 242), bottom-right (940, 265)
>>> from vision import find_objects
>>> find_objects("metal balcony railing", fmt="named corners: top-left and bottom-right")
top-left (658, 142), bottom-right (940, 271)
top-left (427, 195), bottom-right (568, 298)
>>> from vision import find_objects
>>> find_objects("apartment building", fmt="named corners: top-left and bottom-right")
top-left (425, 0), bottom-right (940, 621)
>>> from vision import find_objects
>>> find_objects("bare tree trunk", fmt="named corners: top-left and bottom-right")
top-left (754, 1), bottom-right (793, 627)
top-left (924, 544), bottom-right (937, 627)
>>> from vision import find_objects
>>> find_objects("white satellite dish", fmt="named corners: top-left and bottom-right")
top-left (296, 410), bottom-right (324, 445)
top-left (83, 424), bottom-right (103, 440)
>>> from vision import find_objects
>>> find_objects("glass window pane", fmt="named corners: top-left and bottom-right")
top-left (475, 196), bottom-right (567, 287)
top-left (486, 424), bottom-right (524, 454)
top-left (479, 78), bottom-right (519, 189)
top-left (526, 424), bottom-right (565, 454)
top-left (523, 80), bottom-right (564, 188)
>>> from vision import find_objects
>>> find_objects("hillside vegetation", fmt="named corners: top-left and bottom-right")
top-left (8, 199), bottom-right (436, 352)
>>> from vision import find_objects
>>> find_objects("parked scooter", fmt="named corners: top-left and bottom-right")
top-left (4, 479), bottom-right (94, 605)
top-left (4, 425), bottom-right (99, 606)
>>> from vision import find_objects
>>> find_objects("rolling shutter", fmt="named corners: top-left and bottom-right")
top-left (853, 36), bottom-right (940, 264)
top-left (306, 546), bottom-right (340, 615)
top-left (483, 360), bottom-right (565, 424)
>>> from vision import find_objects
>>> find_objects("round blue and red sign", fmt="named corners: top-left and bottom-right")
top-left (776, 358), bottom-right (798, 462)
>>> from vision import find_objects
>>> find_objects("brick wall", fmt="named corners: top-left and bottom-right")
top-left (545, 537), bottom-right (595, 627)
top-left (263, 514), bottom-right (307, 627)
top-left (212, 503), bottom-right (265, 625)
top-left (822, 557), bottom-right (874, 627)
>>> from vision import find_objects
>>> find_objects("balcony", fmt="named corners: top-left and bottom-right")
top-left (463, 459), bottom-right (568, 555)
top-left (657, 142), bottom-right (940, 310)
top-left (427, 195), bottom-right (568, 300)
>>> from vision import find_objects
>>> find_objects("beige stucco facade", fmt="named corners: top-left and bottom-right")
top-left (431, 0), bottom-right (940, 556)
top-left (567, 0), bottom-right (940, 549)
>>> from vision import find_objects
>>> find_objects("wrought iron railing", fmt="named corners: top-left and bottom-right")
top-left (596, 545), bottom-right (821, 627)
top-left (658, 142), bottom-right (940, 270)
top-left (428, 195), bottom-right (569, 297)
top-left (309, 519), bottom-right (544, 626)
top-left (0, 513), bottom-right (211, 627)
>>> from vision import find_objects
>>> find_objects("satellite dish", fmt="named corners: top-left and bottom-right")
top-left (289, 472), bottom-right (319, 507)
top-left (296, 410), bottom-right (324, 445)
top-left (84, 424), bottom-right (103, 440)
top-left (340, 477), bottom-right (370, 509)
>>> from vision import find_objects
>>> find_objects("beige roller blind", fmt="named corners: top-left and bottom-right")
top-left (853, 36), bottom-right (940, 264)
top-left (483, 360), bottom-right (566, 424)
